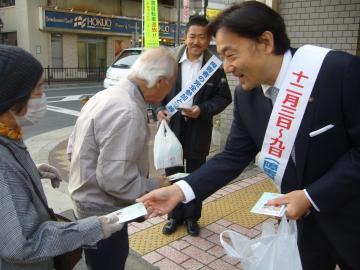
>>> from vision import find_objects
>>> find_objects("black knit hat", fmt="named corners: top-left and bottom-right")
top-left (0, 45), bottom-right (43, 113)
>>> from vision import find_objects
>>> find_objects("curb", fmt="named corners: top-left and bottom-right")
top-left (43, 83), bottom-right (104, 91)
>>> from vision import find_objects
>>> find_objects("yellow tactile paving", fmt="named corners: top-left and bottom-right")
top-left (224, 180), bottom-right (278, 228)
top-left (129, 179), bottom-right (278, 255)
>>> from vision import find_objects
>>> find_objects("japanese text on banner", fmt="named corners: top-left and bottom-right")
top-left (165, 55), bottom-right (222, 117)
top-left (144, 0), bottom-right (159, 48)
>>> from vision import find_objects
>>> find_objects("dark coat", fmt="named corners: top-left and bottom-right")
top-left (185, 49), bottom-right (360, 268)
top-left (156, 45), bottom-right (232, 159)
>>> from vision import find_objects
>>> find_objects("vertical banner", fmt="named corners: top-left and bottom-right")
top-left (144, 0), bottom-right (159, 48)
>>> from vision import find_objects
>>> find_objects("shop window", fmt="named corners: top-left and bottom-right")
top-left (51, 34), bottom-right (63, 68)
top-left (0, 0), bottom-right (15, 8)
top-left (159, 0), bottom-right (174, 7)
top-left (77, 36), bottom-right (106, 69)
top-left (0, 32), bottom-right (17, 45)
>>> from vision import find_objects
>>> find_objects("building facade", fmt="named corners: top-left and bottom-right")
top-left (0, 0), bottom-right (186, 68)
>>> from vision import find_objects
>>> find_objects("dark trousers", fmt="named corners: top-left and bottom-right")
top-left (84, 224), bottom-right (129, 270)
top-left (165, 157), bottom-right (205, 222)
top-left (298, 215), bottom-right (352, 270)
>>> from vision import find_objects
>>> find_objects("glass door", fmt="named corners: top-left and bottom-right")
top-left (78, 36), bottom-right (106, 69)
top-left (87, 43), bottom-right (97, 69)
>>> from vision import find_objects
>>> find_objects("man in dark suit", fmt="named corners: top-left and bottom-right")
top-left (139, 2), bottom-right (360, 269)
top-left (156, 15), bottom-right (232, 236)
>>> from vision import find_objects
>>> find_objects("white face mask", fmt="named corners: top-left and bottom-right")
top-left (14, 93), bottom-right (47, 127)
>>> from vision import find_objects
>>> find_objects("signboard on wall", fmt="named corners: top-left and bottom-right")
top-left (41, 9), bottom-right (185, 39)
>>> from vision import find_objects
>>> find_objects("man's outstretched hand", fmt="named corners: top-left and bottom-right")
top-left (136, 185), bottom-right (185, 218)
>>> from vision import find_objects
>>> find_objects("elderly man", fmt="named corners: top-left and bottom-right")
top-left (68, 47), bottom-right (176, 270)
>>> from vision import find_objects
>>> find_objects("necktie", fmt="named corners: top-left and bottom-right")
top-left (267, 86), bottom-right (296, 165)
top-left (268, 86), bottom-right (279, 105)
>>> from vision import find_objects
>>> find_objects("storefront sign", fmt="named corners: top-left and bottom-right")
top-left (42, 9), bottom-right (185, 39)
top-left (144, 0), bottom-right (159, 48)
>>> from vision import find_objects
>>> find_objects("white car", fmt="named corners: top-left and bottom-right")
top-left (104, 48), bottom-right (143, 88)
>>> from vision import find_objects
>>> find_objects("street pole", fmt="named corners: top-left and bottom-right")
top-left (204, 0), bottom-right (208, 18)
top-left (141, 0), bottom-right (144, 48)
top-left (175, 0), bottom-right (181, 46)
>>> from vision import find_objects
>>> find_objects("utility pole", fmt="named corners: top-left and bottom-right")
top-left (204, 0), bottom-right (208, 18)
top-left (175, 0), bottom-right (181, 46)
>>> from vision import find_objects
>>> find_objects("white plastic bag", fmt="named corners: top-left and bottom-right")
top-left (153, 120), bottom-right (183, 170)
top-left (220, 216), bottom-right (302, 270)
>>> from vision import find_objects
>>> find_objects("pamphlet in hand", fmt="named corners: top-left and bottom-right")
top-left (167, 172), bottom-right (189, 182)
top-left (175, 103), bottom-right (192, 110)
top-left (250, 192), bottom-right (286, 217)
top-left (106, 202), bottom-right (148, 224)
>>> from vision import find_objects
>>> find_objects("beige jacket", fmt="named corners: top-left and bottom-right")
top-left (68, 79), bottom-right (159, 218)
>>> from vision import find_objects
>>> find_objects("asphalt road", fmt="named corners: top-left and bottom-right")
top-left (23, 84), bottom-right (104, 139)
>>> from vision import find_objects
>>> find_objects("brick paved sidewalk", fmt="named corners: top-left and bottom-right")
top-left (45, 124), bottom-right (284, 270)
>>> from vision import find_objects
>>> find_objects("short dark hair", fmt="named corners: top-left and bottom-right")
top-left (185, 15), bottom-right (209, 33)
top-left (208, 1), bottom-right (290, 55)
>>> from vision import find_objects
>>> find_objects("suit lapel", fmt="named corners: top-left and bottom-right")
top-left (258, 90), bottom-right (273, 146)
top-left (256, 84), bottom-right (317, 185)
top-left (248, 87), bottom-right (273, 147)
top-left (294, 88), bottom-right (318, 182)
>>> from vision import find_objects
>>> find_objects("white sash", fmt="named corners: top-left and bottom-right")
top-left (258, 45), bottom-right (331, 188)
top-left (165, 55), bottom-right (222, 118)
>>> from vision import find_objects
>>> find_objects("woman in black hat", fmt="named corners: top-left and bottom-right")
top-left (0, 45), bottom-right (123, 270)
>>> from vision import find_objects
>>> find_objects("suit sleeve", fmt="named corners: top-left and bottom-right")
top-left (185, 88), bottom-right (258, 201)
top-left (306, 55), bottom-right (360, 212)
top-left (197, 69), bottom-right (232, 120)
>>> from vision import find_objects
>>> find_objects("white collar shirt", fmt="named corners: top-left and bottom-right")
top-left (179, 48), bottom-right (204, 105)
top-left (261, 49), bottom-right (292, 97)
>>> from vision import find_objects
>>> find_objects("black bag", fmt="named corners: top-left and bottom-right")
top-left (0, 141), bottom-right (83, 269)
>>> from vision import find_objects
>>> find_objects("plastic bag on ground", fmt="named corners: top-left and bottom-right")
top-left (153, 120), bottom-right (183, 170)
top-left (220, 216), bottom-right (302, 270)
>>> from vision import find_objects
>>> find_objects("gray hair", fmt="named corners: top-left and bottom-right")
top-left (128, 47), bottom-right (177, 88)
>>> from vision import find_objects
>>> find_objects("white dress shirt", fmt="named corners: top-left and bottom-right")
top-left (179, 48), bottom-right (204, 106)
top-left (175, 49), bottom-right (320, 212)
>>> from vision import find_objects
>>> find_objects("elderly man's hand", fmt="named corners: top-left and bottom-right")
top-left (158, 176), bottom-right (171, 188)
top-left (266, 190), bottom-right (312, 220)
top-left (37, 163), bottom-right (63, 188)
top-left (136, 185), bottom-right (185, 218)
